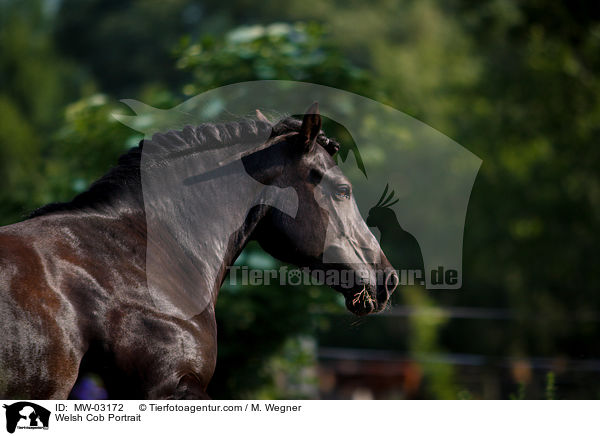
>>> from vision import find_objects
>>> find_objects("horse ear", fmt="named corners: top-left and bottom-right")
top-left (255, 109), bottom-right (271, 125)
top-left (298, 102), bottom-right (321, 153)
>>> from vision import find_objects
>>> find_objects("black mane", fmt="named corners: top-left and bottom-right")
top-left (28, 145), bottom-right (145, 218)
top-left (28, 116), bottom-right (337, 219)
top-left (28, 119), bottom-right (273, 218)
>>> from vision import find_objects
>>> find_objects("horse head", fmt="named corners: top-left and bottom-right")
top-left (246, 103), bottom-right (399, 315)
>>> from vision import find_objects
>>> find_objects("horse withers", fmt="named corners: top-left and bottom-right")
top-left (0, 103), bottom-right (397, 399)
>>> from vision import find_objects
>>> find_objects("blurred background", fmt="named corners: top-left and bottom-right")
top-left (1, 0), bottom-right (599, 399)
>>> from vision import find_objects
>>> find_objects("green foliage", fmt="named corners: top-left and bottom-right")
top-left (175, 22), bottom-right (370, 95)
top-left (509, 383), bottom-right (527, 400)
top-left (54, 0), bottom-right (194, 95)
top-left (0, 94), bottom-right (41, 223)
top-left (47, 95), bottom-right (139, 202)
top-left (0, 0), bottom-right (91, 224)
top-left (545, 372), bottom-right (556, 400)
top-left (457, 389), bottom-right (473, 400)
top-left (400, 287), bottom-right (458, 399)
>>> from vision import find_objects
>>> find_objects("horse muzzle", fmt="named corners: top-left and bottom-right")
top-left (344, 268), bottom-right (398, 316)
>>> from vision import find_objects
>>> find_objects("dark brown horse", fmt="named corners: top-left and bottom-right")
top-left (0, 103), bottom-right (397, 399)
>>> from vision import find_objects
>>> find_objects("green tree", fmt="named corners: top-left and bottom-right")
top-left (0, 0), bottom-right (90, 224)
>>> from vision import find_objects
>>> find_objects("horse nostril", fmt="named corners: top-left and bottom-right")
top-left (385, 270), bottom-right (399, 295)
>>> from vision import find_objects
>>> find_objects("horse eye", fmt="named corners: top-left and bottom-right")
top-left (334, 184), bottom-right (351, 200)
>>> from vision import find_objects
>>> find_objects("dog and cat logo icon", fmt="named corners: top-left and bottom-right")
top-left (2, 402), bottom-right (50, 433)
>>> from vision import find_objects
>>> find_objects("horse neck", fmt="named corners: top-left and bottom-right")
top-left (142, 158), bottom-right (291, 319)
top-left (212, 204), bottom-right (268, 292)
